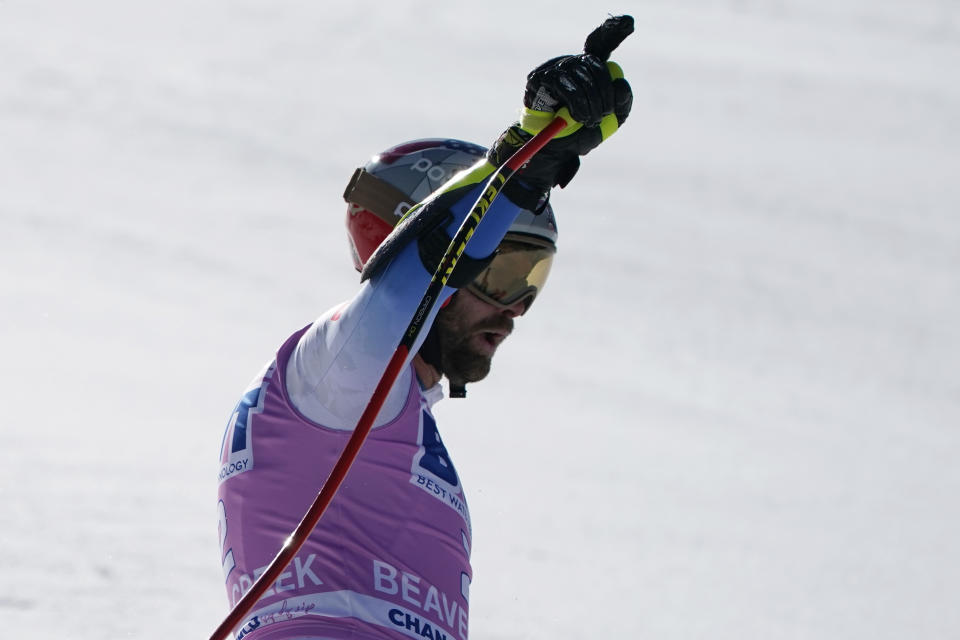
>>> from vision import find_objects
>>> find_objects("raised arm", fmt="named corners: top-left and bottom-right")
top-left (285, 16), bottom-right (635, 430)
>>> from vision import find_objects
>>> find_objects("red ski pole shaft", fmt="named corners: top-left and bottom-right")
top-left (209, 115), bottom-right (567, 640)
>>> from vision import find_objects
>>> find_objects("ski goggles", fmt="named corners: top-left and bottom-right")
top-left (466, 235), bottom-right (555, 314)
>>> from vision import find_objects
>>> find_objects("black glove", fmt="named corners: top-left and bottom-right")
top-left (489, 15), bottom-right (634, 199)
top-left (525, 54), bottom-right (622, 128)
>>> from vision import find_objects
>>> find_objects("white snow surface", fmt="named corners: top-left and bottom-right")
top-left (2, 2), bottom-right (959, 638)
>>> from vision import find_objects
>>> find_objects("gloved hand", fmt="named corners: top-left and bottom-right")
top-left (489, 15), bottom-right (634, 201)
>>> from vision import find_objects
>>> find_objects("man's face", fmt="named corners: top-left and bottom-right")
top-left (433, 289), bottom-right (525, 386)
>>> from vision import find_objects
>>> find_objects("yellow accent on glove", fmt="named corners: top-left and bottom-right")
top-left (519, 61), bottom-right (625, 141)
top-left (520, 106), bottom-right (582, 138)
top-left (607, 60), bottom-right (624, 81)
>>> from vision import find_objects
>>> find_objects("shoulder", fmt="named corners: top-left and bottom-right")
top-left (283, 302), bottom-right (416, 430)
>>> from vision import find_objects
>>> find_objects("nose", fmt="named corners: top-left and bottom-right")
top-left (501, 297), bottom-right (528, 318)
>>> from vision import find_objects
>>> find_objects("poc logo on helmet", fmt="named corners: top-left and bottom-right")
top-left (391, 156), bottom-right (459, 218)
top-left (410, 157), bottom-right (454, 184)
top-left (393, 202), bottom-right (412, 218)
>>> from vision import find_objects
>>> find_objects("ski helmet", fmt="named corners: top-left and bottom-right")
top-left (343, 138), bottom-right (558, 312)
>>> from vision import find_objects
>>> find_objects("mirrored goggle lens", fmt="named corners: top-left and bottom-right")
top-left (467, 240), bottom-right (555, 312)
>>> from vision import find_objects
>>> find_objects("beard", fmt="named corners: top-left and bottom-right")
top-left (433, 301), bottom-right (514, 386)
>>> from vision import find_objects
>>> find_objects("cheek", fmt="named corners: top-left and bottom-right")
top-left (434, 309), bottom-right (463, 347)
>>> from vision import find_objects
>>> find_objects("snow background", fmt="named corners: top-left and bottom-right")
top-left (2, 1), bottom-right (958, 638)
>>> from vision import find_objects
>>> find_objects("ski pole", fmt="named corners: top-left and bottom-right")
top-left (209, 114), bottom-right (568, 640)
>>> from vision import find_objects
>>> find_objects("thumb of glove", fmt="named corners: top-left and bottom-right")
top-left (583, 14), bottom-right (634, 61)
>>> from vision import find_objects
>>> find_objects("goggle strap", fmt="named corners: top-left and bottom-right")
top-left (343, 167), bottom-right (413, 226)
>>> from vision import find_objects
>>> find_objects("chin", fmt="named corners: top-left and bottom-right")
top-left (444, 349), bottom-right (493, 386)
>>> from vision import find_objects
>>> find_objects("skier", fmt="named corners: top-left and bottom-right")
top-left (216, 16), bottom-right (633, 640)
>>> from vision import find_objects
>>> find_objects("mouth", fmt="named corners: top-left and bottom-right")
top-left (473, 328), bottom-right (509, 355)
